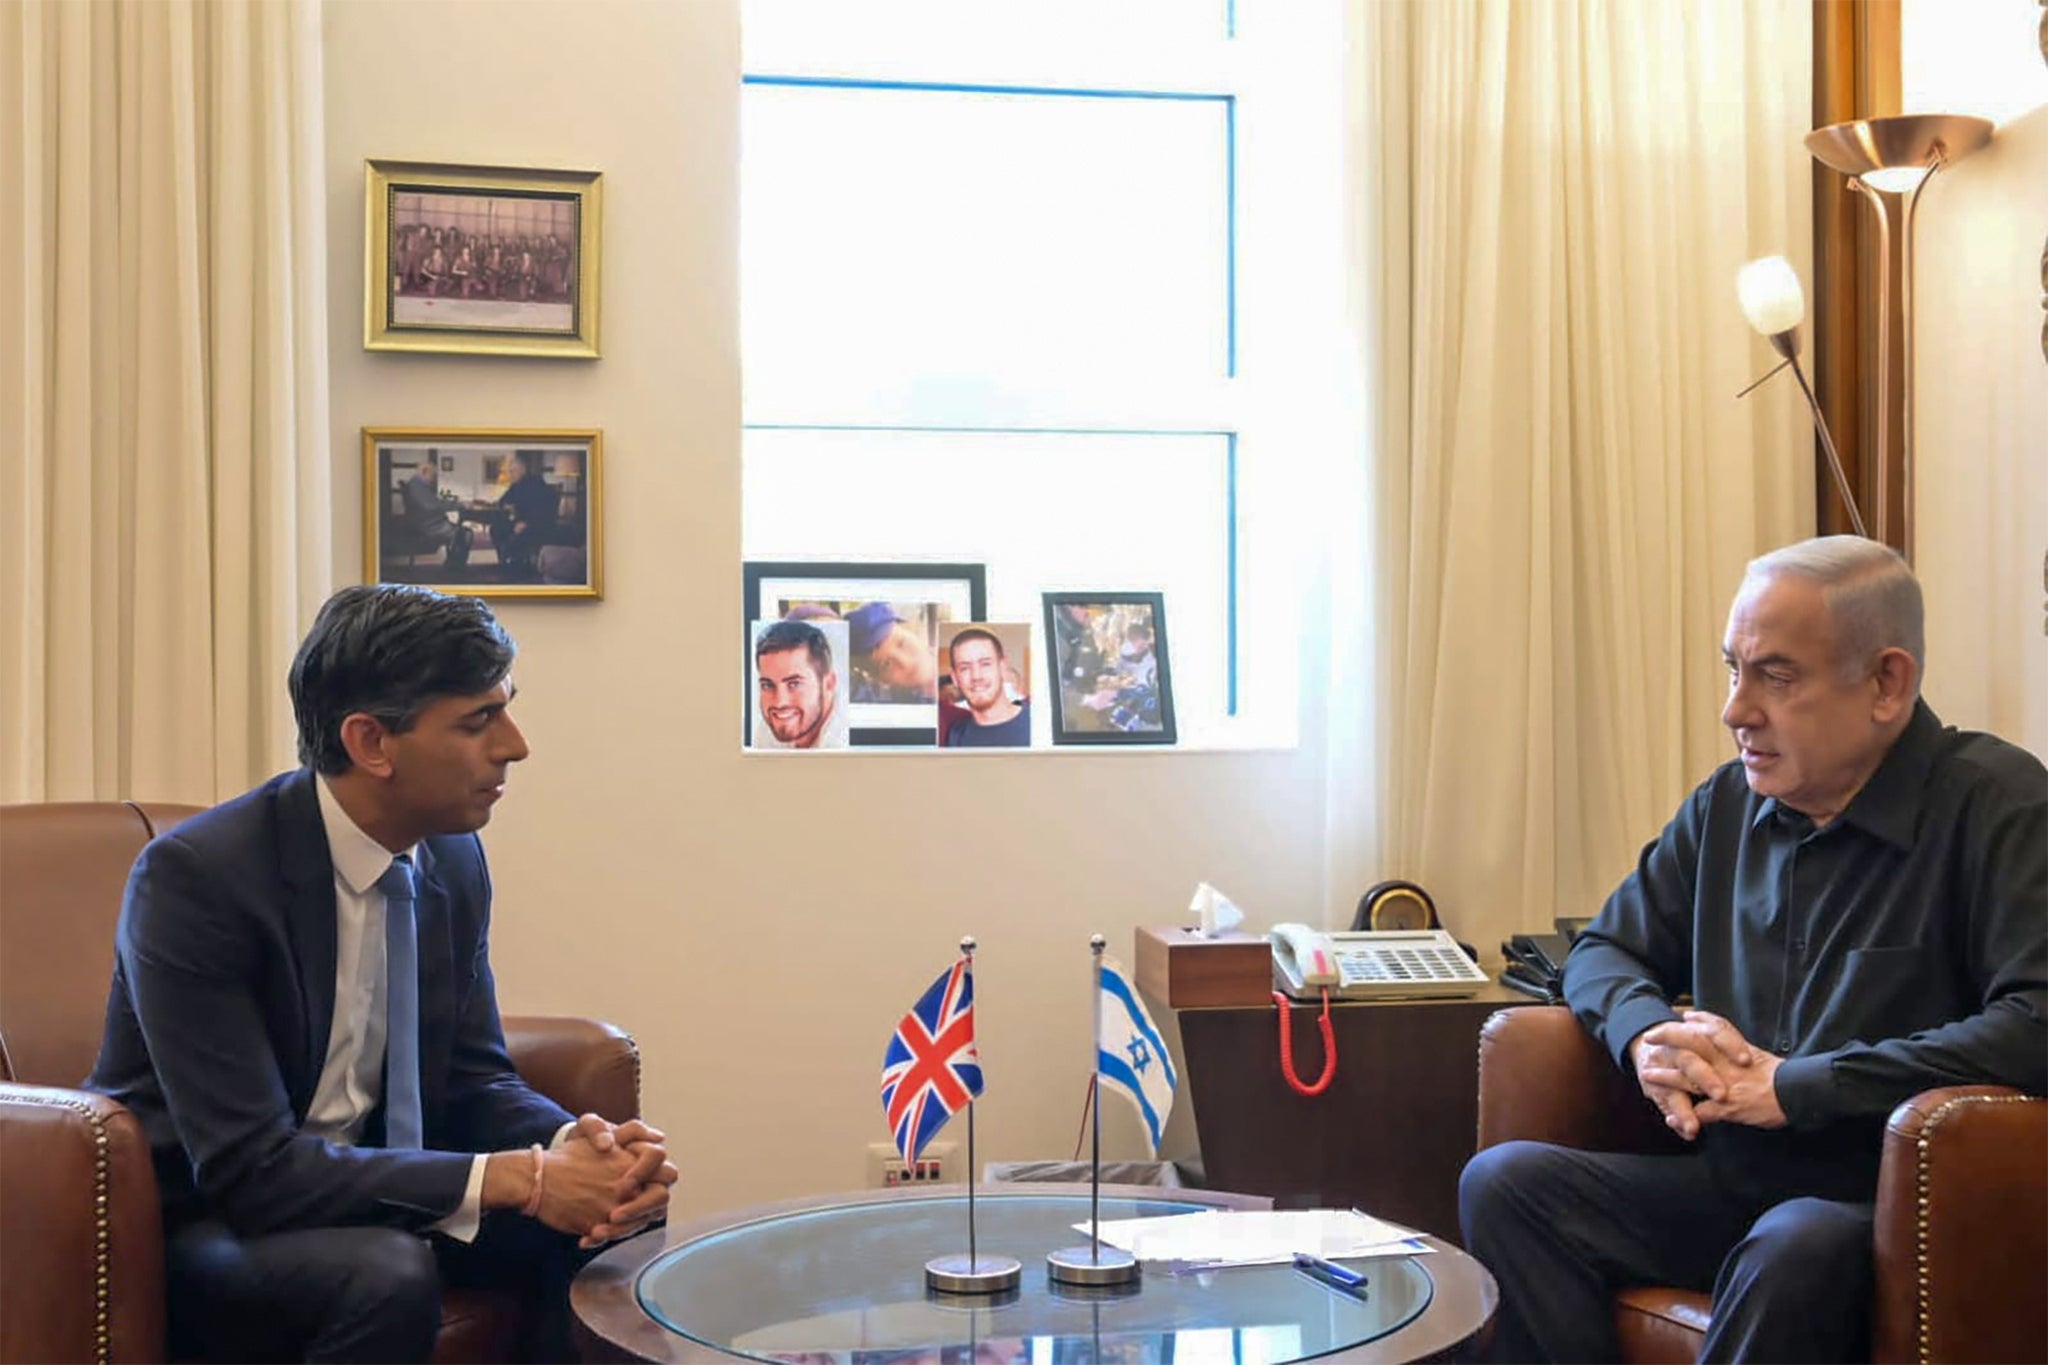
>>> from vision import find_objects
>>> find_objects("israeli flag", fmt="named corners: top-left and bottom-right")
top-left (1097, 956), bottom-right (1178, 1154)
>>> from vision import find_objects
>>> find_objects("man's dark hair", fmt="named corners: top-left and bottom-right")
top-left (947, 627), bottom-right (1005, 669)
top-left (289, 585), bottom-right (517, 775)
top-left (755, 619), bottom-right (832, 679)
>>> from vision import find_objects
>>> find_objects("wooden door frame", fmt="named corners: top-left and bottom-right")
top-left (1812, 0), bottom-right (1903, 546)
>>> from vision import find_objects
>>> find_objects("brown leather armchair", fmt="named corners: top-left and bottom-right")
top-left (1475, 1005), bottom-right (2048, 1364)
top-left (0, 801), bottom-right (642, 1364)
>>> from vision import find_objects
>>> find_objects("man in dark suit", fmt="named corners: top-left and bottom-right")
top-left (494, 450), bottom-right (560, 578)
top-left (87, 584), bottom-right (675, 1362)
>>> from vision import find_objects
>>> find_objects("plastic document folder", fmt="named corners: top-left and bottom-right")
top-left (1074, 1208), bottom-right (1432, 1269)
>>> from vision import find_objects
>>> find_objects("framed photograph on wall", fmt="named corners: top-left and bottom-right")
top-left (364, 159), bottom-right (602, 357)
top-left (742, 561), bottom-right (987, 746)
top-left (363, 427), bottom-right (602, 600)
top-left (1042, 591), bottom-right (1177, 745)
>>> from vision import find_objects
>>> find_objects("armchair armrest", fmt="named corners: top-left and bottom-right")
top-left (502, 1016), bottom-right (640, 1125)
top-left (1872, 1086), bottom-right (2046, 1365)
top-left (1476, 1005), bottom-right (1682, 1155)
top-left (0, 1084), bottom-right (165, 1364)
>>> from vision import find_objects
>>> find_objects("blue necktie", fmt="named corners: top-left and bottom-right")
top-left (376, 855), bottom-right (425, 1149)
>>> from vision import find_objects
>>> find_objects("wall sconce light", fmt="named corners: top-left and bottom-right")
top-left (1736, 255), bottom-right (1866, 538)
top-left (1802, 113), bottom-right (1994, 555)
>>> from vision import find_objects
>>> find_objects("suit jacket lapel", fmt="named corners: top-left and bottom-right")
top-left (276, 769), bottom-right (338, 1117)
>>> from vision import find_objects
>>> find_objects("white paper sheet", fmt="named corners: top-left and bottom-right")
top-left (1072, 1208), bottom-right (1433, 1268)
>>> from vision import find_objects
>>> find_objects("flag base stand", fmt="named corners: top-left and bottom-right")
top-left (1047, 1246), bottom-right (1140, 1286)
top-left (1049, 1274), bottom-right (1142, 1302)
top-left (925, 1254), bottom-right (1022, 1294)
top-left (926, 1282), bottom-right (1021, 1309)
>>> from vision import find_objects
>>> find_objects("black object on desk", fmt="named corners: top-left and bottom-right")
top-left (1500, 933), bottom-right (1573, 1003)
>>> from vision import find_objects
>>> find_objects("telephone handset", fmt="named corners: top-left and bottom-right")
top-left (1271, 923), bottom-right (1340, 991)
top-left (1268, 923), bottom-right (1342, 1098)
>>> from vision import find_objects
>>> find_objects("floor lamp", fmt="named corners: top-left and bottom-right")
top-left (1737, 256), bottom-right (1867, 538)
top-left (1803, 114), bottom-right (1994, 559)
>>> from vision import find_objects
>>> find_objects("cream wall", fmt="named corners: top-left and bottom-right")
top-left (1903, 6), bottom-right (2048, 759)
top-left (322, 0), bottom-right (1330, 1217)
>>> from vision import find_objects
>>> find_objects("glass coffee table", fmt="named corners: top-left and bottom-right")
top-left (572, 1184), bottom-right (1495, 1363)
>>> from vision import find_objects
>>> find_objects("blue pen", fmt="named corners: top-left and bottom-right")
top-left (1292, 1252), bottom-right (1369, 1294)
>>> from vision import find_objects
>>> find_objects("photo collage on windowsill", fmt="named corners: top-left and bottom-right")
top-left (743, 565), bottom-right (1177, 751)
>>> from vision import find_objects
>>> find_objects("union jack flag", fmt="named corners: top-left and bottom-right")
top-left (880, 957), bottom-right (984, 1165)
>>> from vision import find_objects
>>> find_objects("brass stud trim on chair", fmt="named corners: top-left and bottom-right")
top-left (1914, 1093), bottom-right (2037, 1364)
top-left (6, 1089), bottom-right (114, 1365)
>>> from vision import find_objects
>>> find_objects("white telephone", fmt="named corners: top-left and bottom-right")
top-left (1271, 923), bottom-right (1489, 1000)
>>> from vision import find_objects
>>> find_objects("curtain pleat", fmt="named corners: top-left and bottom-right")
top-left (1329, 0), bottom-right (1815, 945)
top-left (2, 0), bottom-right (329, 804)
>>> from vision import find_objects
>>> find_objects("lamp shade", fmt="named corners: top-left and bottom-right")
top-left (1804, 114), bottom-right (1993, 186)
top-left (1737, 256), bottom-right (1805, 337)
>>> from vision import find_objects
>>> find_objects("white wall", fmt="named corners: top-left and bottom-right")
top-left (1901, 0), bottom-right (2048, 124)
top-left (323, 0), bottom-right (1331, 1216)
top-left (1904, 10), bottom-right (2048, 757)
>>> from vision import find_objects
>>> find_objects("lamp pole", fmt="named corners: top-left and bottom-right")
top-left (1806, 114), bottom-right (1993, 561)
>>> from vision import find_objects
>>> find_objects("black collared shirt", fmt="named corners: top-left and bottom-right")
top-left (1564, 701), bottom-right (2046, 1205)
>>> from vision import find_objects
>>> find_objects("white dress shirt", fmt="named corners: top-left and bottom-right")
top-left (310, 779), bottom-right (492, 1239)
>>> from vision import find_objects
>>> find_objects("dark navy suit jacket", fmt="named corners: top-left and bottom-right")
top-left (87, 768), bottom-right (573, 1237)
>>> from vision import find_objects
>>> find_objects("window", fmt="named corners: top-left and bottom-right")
top-left (741, 2), bottom-right (1346, 746)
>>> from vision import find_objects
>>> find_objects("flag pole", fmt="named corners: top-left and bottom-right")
top-left (963, 935), bottom-right (977, 1270)
top-left (924, 934), bottom-right (1020, 1296)
top-left (1047, 933), bottom-right (1140, 1287)
top-left (1089, 935), bottom-right (1104, 1265)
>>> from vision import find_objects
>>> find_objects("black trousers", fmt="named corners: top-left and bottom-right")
top-left (166, 1210), bottom-right (596, 1363)
top-left (1459, 1140), bottom-right (1875, 1363)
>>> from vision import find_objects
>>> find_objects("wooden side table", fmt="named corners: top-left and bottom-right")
top-left (1136, 926), bottom-right (1530, 1243)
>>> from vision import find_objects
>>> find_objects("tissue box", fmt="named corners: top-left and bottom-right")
top-left (1133, 925), bottom-right (1275, 1008)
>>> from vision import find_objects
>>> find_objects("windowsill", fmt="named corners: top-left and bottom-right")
top-left (739, 735), bottom-right (1299, 757)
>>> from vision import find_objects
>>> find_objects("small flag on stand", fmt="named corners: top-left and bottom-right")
top-left (1096, 956), bottom-right (1177, 1155)
top-left (880, 956), bottom-right (984, 1165)
top-left (1049, 936), bottom-right (1147, 1287)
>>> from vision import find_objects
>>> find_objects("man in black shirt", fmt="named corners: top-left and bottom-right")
top-left (1460, 536), bottom-right (2046, 1362)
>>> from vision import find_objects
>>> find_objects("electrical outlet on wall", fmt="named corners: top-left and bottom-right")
top-left (866, 1140), bottom-right (960, 1188)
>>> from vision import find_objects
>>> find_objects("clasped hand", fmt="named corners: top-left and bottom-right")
top-left (534, 1115), bottom-right (679, 1249)
top-left (1629, 1010), bottom-right (1786, 1140)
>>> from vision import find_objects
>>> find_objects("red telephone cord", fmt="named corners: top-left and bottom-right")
top-left (1272, 988), bottom-right (1338, 1096)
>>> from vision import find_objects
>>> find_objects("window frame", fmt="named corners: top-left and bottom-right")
top-left (738, 3), bottom-right (1348, 748)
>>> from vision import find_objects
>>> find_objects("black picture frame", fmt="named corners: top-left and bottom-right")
top-left (1041, 591), bottom-right (1177, 746)
top-left (743, 561), bottom-right (989, 747)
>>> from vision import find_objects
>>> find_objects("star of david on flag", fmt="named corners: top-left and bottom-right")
top-left (1097, 955), bottom-right (1177, 1155)
top-left (880, 957), bottom-right (984, 1165)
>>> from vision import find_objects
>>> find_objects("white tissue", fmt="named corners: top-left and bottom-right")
top-left (1188, 881), bottom-right (1246, 936)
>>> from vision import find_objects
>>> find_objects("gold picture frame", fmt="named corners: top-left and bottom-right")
top-left (364, 159), bottom-right (602, 357)
top-left (363, 427), bottom-right (604, 601)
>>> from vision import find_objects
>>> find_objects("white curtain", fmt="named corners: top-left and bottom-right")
top-left (1324, 0), bottom-right (1816, 947)
top-left (2, 0), bottom-right (331, 804)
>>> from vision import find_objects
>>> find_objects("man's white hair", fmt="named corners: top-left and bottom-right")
top-left (1744, 535), bottom-right (1924, 695)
